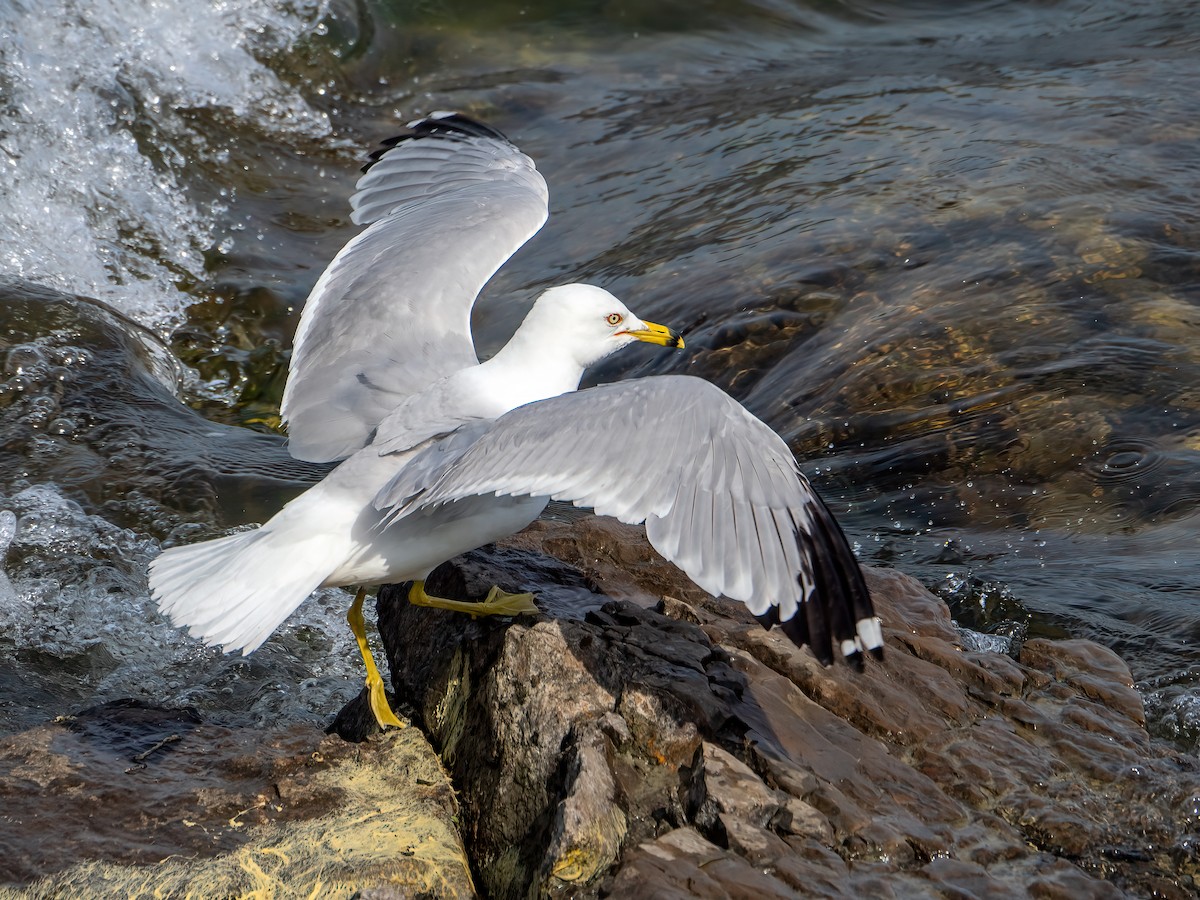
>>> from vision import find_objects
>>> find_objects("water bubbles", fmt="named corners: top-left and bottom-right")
top-left (10, 375), bottom-right (33, 394)
top-left (0, 340), bottom-right (90, 434)
top-left (1182, 795), bottom-right (1200, 828)
top-left (8, 367), bottom-right (34, 395)
top-left (6, 345), bottom-right (47, 375)
top-left (23, 395), bottom-right (59, 429)
top-left (47, 417), bottom-right (76, 437)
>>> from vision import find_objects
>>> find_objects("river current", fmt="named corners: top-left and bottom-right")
top-left (0, 0), bottom-right (1197, 750)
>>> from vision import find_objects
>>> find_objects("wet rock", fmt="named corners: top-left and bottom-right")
top-left (0, 279), bottom-right (327, 533)
top-left (0, 699), bottom-right (472, 897)
top-left (375, 516), bottom-right (1200, 898)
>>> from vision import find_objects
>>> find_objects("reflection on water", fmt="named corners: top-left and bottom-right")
top-left (0, 0), bottom-right (1198, 749)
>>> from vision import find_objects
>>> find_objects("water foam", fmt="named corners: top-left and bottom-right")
top-left (0, 0), bottom-right (330, 333)
top-left (0, 483), bottom-right (359, 730)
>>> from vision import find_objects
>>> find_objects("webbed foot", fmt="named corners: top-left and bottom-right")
top-left (408, 580), bottom-right (538, 618)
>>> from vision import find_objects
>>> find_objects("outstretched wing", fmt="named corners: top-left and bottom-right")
top-left (281, 113), bottom-right (549, 463)
top-left (376, 375), bottom-right (882, 668)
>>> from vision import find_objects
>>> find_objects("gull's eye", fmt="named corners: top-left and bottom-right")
top-left (606, 313), bottom-right (624, 326)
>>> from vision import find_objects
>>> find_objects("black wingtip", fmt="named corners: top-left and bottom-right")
top-left (403, 112), bottom-right (511, 143)
top-left (754, 607), bottom-right (779, 629)
top-left (362, 111), bottom-right (513, 173)
top-left (754, 480), bottom-right (883, 670)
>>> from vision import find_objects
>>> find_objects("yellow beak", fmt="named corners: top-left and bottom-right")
top-left (624, 320), bottom-right (685, 349)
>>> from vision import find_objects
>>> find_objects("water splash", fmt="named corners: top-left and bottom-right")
top-left (0, 483), bottom-right (360, 733)
top-left (0, 510), bottom-right (16, 603)
top-left (0, 0), bottom-right (330, 333)
top-left (1141, 667), bottom-right (1200, 754)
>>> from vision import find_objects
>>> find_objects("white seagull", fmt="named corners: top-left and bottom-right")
top-left (150, 113), bottom-right (882, 728)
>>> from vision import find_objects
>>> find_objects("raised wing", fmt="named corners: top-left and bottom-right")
top-left (376, 375), bottom-right (882, 668)
top-left (281, 113), bottom-right (550, 463)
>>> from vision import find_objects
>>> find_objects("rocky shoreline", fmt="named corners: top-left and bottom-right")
top-left (359, 517), bottom-right (1200, 898)
top-left (0, 700), bottom-right (474, 897)
top-left (1, 515), bottom-right (1197, 897)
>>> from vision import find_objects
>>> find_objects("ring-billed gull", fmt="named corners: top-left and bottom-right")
top-left (150, 113), bottom-right (882, 728)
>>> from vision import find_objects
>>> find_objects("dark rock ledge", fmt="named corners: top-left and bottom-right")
top-left (363, 517), bottom-right (1200, 899)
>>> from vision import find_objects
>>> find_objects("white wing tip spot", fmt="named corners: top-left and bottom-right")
top-left (406, 110), bottom-right (458, 127)
top-left (856, 616), bottom-right (884, 651)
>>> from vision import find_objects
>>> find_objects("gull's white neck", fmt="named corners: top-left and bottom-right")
top-left (463, 320), bottom-right (587, 416)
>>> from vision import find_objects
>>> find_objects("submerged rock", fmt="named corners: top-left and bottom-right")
top-left (0, 699), bottom-right (473, 897)
top-left (374, 517), bottom-right (1199, 898)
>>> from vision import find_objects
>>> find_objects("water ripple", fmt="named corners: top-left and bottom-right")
top-left (1084, 438), bottom-right (1166, 485)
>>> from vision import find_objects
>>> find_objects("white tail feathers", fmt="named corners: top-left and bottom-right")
top-left (149, 526), bottom-right (338, 655)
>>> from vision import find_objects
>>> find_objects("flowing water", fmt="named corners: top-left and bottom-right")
top-left (0, 0), bottom-right (1198, 754)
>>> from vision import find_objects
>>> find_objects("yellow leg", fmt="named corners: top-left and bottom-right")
top-left (347, 587), bottom-right (404, 729)
top-left (408, 580), bottom-right (538, 618)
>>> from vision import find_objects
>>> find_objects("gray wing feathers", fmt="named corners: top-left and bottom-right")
top-left (377, 375), bottom-right (819, 619)
top-left (281, 127), bottom-right (549, 463)
top-left (374, 421), bottom-right (493, 513)
top-left (351, 139), bottom-right (547, 226)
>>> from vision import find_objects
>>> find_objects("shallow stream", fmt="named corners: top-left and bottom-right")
top-left (1, 0), bottom-right (1197, 751)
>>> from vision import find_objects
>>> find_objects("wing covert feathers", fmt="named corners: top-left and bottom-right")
top-left (376, 375), bottom-right (882, 667)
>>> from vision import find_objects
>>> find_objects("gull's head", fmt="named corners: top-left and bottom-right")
top-left (525, 283), bottom-right (684, 368)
